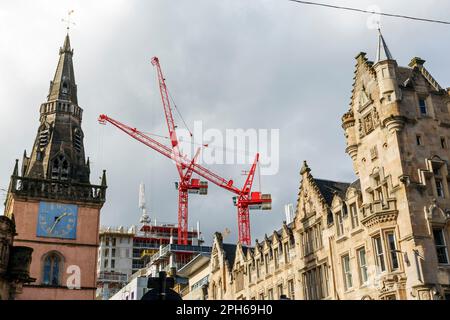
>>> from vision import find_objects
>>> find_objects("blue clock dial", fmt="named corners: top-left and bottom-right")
top-left (37, 202), bottom-right (78, 239)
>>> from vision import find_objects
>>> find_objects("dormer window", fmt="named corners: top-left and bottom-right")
top-left (342, 204), bottom-right (348, 217)
top-left (336, 211), bottom-right (344, 237)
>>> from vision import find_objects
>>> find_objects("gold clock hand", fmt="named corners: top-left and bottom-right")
top-left (49, 220), bottom-right (59, 234)
top-left (49, 213), bottom-right (68, 234)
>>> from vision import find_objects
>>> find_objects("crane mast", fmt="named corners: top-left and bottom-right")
top-left (151, 56), bottom-right (211, 245)
top-left (151, 56), bottom-right (183, 177)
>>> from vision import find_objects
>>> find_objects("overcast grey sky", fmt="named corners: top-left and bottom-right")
top-left (1, 0), bottom-right (449, 245)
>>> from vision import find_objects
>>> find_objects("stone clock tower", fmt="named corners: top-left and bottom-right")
top-left (4, 34), bottom-right (107, 300)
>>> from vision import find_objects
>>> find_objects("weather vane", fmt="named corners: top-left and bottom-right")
top-left (61, 10), bottom-right (76, 32)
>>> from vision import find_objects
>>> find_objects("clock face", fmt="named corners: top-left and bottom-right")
top-left (37, 202), bottom-right (78, 239)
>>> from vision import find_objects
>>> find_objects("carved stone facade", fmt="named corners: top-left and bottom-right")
top-left (206, 32), bottom-right (450, 300)
top-left (0, 216), bottom-right (34, 300)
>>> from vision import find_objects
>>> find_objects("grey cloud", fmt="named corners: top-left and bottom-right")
top-left (1, 0), bottom-right (449, 244)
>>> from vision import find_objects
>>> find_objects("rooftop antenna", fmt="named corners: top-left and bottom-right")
top-left (61, 9), bottom-right (76, 33)
top-left (139, 182), bottom-right (151, 226)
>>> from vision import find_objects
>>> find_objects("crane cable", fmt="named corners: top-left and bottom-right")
top-left (151, 65), bottom-right (259, 157)
top-left (141, 130), bottom-right (256, 158)
top-left (167, 86), bottom-right (193, 137)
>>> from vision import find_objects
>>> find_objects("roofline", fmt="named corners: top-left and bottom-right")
top-left (177, 253), bottom-right (211, 277)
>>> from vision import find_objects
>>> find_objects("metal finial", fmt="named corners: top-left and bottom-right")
top-left (61, 10), bottom-right (76, 33)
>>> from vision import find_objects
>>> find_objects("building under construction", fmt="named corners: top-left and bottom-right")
top-left (96, 183), bottom-right (204, 300)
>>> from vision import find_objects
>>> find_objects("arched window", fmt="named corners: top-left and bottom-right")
top-left (42, 252), bottom-right (63, 286)
top-left (62, 81), bottom-right (69, 94)
top-left (51, 154), bottom-right (70, 180)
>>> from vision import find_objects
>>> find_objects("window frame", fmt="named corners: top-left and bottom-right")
top-left (42, 251), bottom-right (64, 286)
top-left (419, 98), bottom-right (428, 115)
top-left (341, 254), bottom-right (353, 291)
top-left (274, 248), bottom-right (279, 269)
top-left (277, 283), bottom-right (283, 299)
top-left (268, 288), bottom-right (274, 300)
top-left (373, 234), bottom-right (386, 273)
top-left (385, 231), bottom-right (400, 271)
top-left (284, 242), bottom-right (290, 263)
top-left (288, 279), bottom-right (295, 300)
top-left (436, 179), bottom-right (445, 198)
top-left (264, 253), bottom-right (269, 274)
top-left (433, 228), bottom-right (449, 265)
top-left (350, 203), bottom-right (359, 229)
top-left (336, 212), bottom-right (344, 237)
top-left (357, 247), bottom-right (369, 285)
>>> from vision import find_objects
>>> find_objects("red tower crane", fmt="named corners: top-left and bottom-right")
top-left (98, 115), bottom-right (271, 246)
top-left (150, 56), bottom-right (208, 245)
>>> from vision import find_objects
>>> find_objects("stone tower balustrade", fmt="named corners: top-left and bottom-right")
top-left (9, 175), bottom-right (106, 205)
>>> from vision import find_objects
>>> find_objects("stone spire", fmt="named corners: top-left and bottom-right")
top-left (22, 34), bottom-right (90, 183)
top-left (375, 28), bottom-right (394, 63)
top-left (47, 33), bottom-right (78, 104)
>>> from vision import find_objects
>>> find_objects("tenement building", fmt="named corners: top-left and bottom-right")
top-left (3, 33), bottom-right (107, 299)
top-left (207, 31), bottom-right (450, 300)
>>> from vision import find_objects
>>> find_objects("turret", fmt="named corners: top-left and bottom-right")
top-left (373, 29), bottom-right (401, 104)
top-left (341, 109), bottom-right (358, 161)
top-left (372, 29), bottom-right (405, 133)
